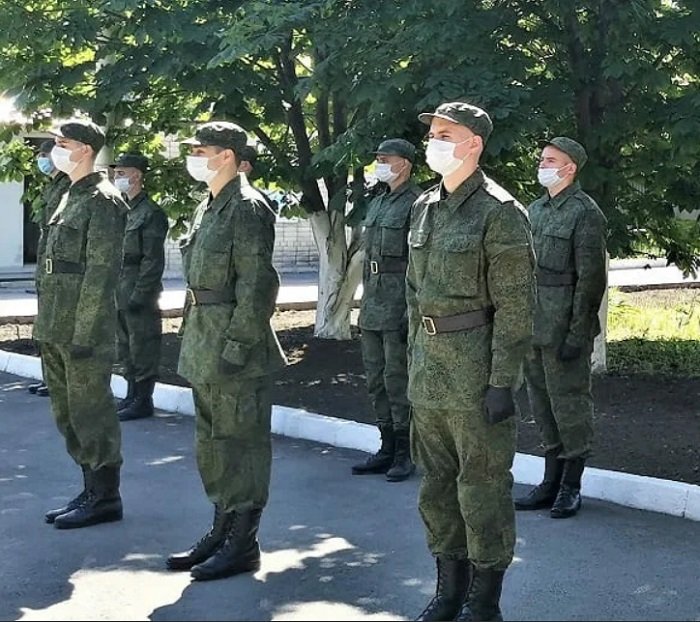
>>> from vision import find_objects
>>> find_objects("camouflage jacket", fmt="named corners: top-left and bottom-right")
top-left (35, 172), bottom-right (71, 287)
top-left (178, 175), bottom-right (287, 387)
top-left (406, 168), bottom-right (535, 409)
top-left (34, 171), bottom-right (127, 347)
top-left (116, 191), bottom-right (169, 310)
top-left (528, 182), bottom-right (607, 348)
top-left (359, 181), bottom-right (421, 331)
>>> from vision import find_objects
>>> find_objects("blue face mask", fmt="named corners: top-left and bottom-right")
top-left (37, 156), bottom-right (54, 176)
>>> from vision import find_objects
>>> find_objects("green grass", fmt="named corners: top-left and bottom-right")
top-left (607, 288), bottom-right (700, 376)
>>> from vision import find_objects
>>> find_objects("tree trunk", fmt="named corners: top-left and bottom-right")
top-left (309, 210), bottom-right (364, 340)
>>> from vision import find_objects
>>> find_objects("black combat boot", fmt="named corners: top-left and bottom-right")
top-left (116, 377), bottom-right (137, 410)
top-left (167, 505), bottom-right (235, 571)
top-left (53, 466), bottom-right (123, 529)
top-left (386, 429), bottom-right (415, 482)
top-left (514, 450), bottom-right (563, 511)
top-left (118, 377), bottom-right (156, 421)
top-left (36, 384), bottom-right (50, 397)
top-left (352, 425), bottom-right (394, 474)
top-left (550, 457), bottom-right (585, 519)
top-left (190, 507), bottom-right (263, 581)
top-left (28, 381), bottom-right (45, 394)
top-left (415, 557), bottom-right (470, 621)
top-left (45, 465), bottom-right (92, 524)
top-left (455, 566), bottom-right (505, 622)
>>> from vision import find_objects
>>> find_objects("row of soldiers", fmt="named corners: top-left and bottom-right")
top-left (31, 100), bottom-right (607, 621)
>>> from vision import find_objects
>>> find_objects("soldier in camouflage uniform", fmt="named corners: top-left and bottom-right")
top-left (109, 153), bottom-right (169, 421)
top-left (408, 103), bottom-right (535, 622)
top-left (28, 140), bottom-right (71, 397)
top-left (167, 122), bottom-right (286, 582)
top-left (515, 137), bottom-right (607, 519)
top-left (34, 120), bottom-right (128, 530)
top-left (352, 138), bottom-right (421, 482)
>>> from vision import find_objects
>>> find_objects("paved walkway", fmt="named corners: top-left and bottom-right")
top-left (0, 259), bottom-right (697, 320)
top-left (1, 371), bottom-right (699, 621)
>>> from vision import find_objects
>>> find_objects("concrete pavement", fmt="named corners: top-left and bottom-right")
top-left (2, 371), bottom-right (700, 621)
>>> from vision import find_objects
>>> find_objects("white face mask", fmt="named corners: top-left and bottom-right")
top-left (186, 155), bottom-right (220, 183)
top-left (114, 177), bottom-right (131, 193)
top-left (425, 138), bottom-right (470, 177)
top-left (537, 166), bottom-right (565, 188)
top-left (51, 145), bottom-right (80, 174)
top-left (375, 162), bottom-right (400, 184)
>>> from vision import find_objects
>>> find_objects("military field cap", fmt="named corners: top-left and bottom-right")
top-left (110, 152), bottom-right (149, 172)
top-left (239, 144), bottom-right (258, 164)
top-left (38, 140), bottom-right (55, 154)
top-left (372, 138), bottom-right (416, 162)
top-left (50, 119), bottom-right (105, 153)
top-left (418, 101), bottom-right (493, 142)
top-left (182, 121), bottom-right (248, 153)
top-left (543, 136), bottom-right (588, 170)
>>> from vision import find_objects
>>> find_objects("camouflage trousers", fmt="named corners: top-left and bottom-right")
top-left (193, 378), bottom-right (272, 512)
top-left (411, 404), bottom-right (516, 570)
top-left (116, 304), bottom-right (162, 381)
top-left (361, 328), bottom-right (410, 433)
top-left (41, 342), bottom-right (122, 470)
top-left (525, 343), bottom-right (594, 460)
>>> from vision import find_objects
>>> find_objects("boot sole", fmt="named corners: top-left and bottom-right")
top-left (352, 468), bottom-right (391, 475)
top-left (54, 510), bottom-right (123, 529)
top-left (514, 501), bottom-right (556, 511)
top-left (190, 558), bottom-right (261, 582)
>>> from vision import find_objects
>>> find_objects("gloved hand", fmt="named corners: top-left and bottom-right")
top-left (69, 344), bottom-right (94, 360)
top-left (558, 342), bottom-right (582, 362)
top-left (484, 386), bottom-right (515, 425)
top-left (219, 357), bottom-right (244, 375)
top-left (127, 298), bottom-right (145, 313)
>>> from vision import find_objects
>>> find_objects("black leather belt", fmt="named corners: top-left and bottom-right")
top-left (537, 270), bottom-right (577, 286)
top-left (186, 288), bottom-right (233, 306)
top-left (45, 258), bottom-right (84, 275)
top-left (122, 255), bottom-right (142, 266)
top-left (421, 307), bottom-right (494, 336)
top-left (369, 257), bottom-right (408, 274)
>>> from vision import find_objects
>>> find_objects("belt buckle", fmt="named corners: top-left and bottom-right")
top-left (370, 261), bottom-right (379, 275)
top-left (45, 258), bottom-right (53, 275)
top-left (186, 288), bottom-right (198, 306)
top-left (422, 316), bottom-right (437, 336)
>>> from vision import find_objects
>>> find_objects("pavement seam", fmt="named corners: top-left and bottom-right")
top-left (3, 348), bottom-right (699, 523)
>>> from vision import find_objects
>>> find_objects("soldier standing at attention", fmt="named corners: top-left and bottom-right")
top-left (28, 140), bottom-right (71, 398)
top-left (110, 153), bottom-right (169, 422)
top-left (351, 138), bottom-right (421, 482)
top-left (167, 122), bottom-right (286, 582)
top-left (34, 119), bottom-right (128, 529)
top-left (408, 102), bottom-right (535, 622)
top-left (515, 137), bottom-right (607, 519)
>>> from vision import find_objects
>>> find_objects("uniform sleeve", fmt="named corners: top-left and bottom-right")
top-left (72, 198), bottom-right (125, 347)
top-left (405, 203), bottom-right (422, 361)
top-left (566, 207), bottom-right (607, 347)
top-left (484, 204), bottom-right (536, 387)
top-left (130, 208), bottom-right (169, 305)
top-left (221, 203), bottom-right (279, 366)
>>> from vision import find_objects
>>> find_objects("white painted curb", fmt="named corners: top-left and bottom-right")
top-left (3, 349), bottom-right (699, 522)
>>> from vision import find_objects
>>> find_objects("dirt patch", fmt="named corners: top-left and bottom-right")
top-left (2, 310), bottom-right (699, 485)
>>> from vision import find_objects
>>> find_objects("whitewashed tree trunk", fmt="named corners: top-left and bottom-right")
top-left (309, 210), bottom-right (364, 340)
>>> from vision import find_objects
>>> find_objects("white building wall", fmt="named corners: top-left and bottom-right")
top-left (0, 181), bottom-right (25, 271)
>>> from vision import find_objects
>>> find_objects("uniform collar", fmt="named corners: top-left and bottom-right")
top-left (442, 168), bottom-right (486, 212)
top-left (70, 171), bottom-right (105, 190)
top-left (545, 180), bottom-right (581, 209)
top-left (128, 191), bottom-right (148, 209)
top-left (384, 179), bottom-right (414, 200)
top-left (209, 175), bottom-right (241, 213)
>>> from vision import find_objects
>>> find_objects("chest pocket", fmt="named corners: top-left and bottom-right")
top-left (192, 233), bottom-right (233, 290)
top-left (538, 223), bottom-right (575, 272)
top-left (49, 218), bottom-right (84, 264)
top-left (432, 234), bottom-right (482, 297)
top-left (123, 213), bottom-right (147, 256)
top-left (379, 213), bottom-right (408, 258)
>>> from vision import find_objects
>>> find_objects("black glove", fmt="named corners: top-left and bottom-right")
top-left (69, 344), bottom-right (94, 360)
top-left (484, 386), bottom-right (515, 425)
top-left (127, 299), bottom-right (145, 313)
top-left (219, 357), bottom-right (244, 375)
top-left (558, 342), bottom-right (582, 362)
